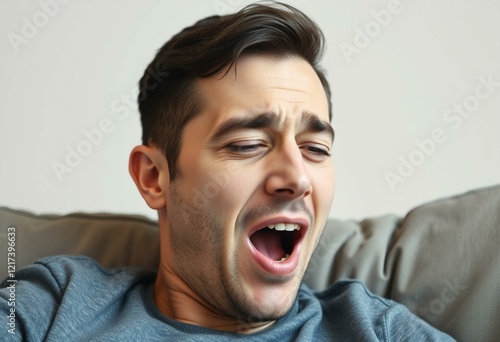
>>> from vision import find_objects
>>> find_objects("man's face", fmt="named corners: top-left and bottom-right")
top-left (162, 55), bottom-right (335, 322)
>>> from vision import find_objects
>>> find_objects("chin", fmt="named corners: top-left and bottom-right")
top-left (239, 301), bottom-right (294, 324)
top-left (238, 281), bottom-right (300, 322)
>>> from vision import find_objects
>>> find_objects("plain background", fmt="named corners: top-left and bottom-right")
top-left (1, 0), bottom-right (499, 221)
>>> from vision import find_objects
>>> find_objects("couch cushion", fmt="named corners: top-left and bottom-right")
top-left (0, 209), bottom-right (160, 276)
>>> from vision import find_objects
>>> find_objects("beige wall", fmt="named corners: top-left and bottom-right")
top-left (1, 0), bottom-right (499, 220)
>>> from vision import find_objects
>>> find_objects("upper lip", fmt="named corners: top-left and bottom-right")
top-left (248, 215), bottom-right (310, 238)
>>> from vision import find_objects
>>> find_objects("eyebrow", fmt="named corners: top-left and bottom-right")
top-left (210, 111), bottom-right (335, 143)
top-left (302, 111), bottom-right (335, 142)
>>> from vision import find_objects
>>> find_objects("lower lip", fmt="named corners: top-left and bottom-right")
top-left (246, 238), bottom-right (302, 276)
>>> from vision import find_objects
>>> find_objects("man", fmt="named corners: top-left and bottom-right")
top-left (1, 2), bottom-right (454, 340)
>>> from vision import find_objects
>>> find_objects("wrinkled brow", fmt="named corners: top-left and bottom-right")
top-left (210, 111), bottom-right (334, 142)
top-left (301, 111), bottom-right (335, 142)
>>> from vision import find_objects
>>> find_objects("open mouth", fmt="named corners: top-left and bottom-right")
top-left (249, 223), bottom-right (303, 262)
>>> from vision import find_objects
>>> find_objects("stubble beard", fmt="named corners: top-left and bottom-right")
top-left (168, 182), bottom-right (308, 324)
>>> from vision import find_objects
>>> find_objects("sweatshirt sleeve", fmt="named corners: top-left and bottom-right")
top-left (316, 280), bottom-right (456, 341)
top-left (0, 258), bottom-right (64, 341)
top-left (382, 302), bottom-right (457, 341)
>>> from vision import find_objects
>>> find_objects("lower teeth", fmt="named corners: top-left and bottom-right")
top-left (278, 253), bottom-right (290, 262)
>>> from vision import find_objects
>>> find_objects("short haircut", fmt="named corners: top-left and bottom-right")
top-left (138, 1), bottom-right (331, 181)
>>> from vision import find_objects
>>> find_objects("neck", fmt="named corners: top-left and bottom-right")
top-left (153, 266), bottom-right (275, 334)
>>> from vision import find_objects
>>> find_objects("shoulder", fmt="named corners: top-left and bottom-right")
top-left (31, 255), bottom-right (155, 287)
top-left (299, 281), bottom-right (456, 341)
top-left (298, 280), bottom-right (395, 325)
top-left (13, 255), bottom-right (156, 310)
top-left (1, 255), bottom-right (156, 340)
top-left (313, 279), bottom-right (392, 306)
top-left (300, 279), bottom-right (392, 307)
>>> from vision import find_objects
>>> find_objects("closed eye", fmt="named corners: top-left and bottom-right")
top-left (305, 146), bottom-right (330, 156)
top-left (227, 143), bottom-right (266, 153)
top-left (300, 145), bottom-right (331, 160)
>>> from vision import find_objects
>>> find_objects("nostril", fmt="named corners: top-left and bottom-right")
top-left (275, 188), bottom-right (295, 195)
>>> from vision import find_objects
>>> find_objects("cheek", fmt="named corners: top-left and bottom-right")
top-left (187, 161), bottom-right (252, 215)
top-left (211, 167), bottom-right (254, 213)
top-left (311, 164), bottom-right (335, 214)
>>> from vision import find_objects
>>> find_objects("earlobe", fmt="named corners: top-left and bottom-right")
top-left (129, 145), bottom-right (168, 209)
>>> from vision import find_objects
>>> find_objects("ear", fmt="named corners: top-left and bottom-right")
top-left (129, 145), bottom-right (169, 209)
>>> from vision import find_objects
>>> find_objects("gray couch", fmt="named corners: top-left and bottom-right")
top-left (1, 184), bottom-right (499, 341)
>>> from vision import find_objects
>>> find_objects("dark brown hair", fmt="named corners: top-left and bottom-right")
top-left (138, 1), bottom-right (331, 180)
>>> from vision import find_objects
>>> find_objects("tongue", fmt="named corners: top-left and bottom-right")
top-left (250, 229), bottom-right (285, 261)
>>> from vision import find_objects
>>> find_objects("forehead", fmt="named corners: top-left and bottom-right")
top-left (196, 55), bottom-right (329, 126)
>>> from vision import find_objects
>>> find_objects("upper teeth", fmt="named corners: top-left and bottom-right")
top-left (267, 223), bottom-right (300, 231)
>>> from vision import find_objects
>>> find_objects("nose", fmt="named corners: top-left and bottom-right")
top-left (265, 140), bottom-right (312, 199)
